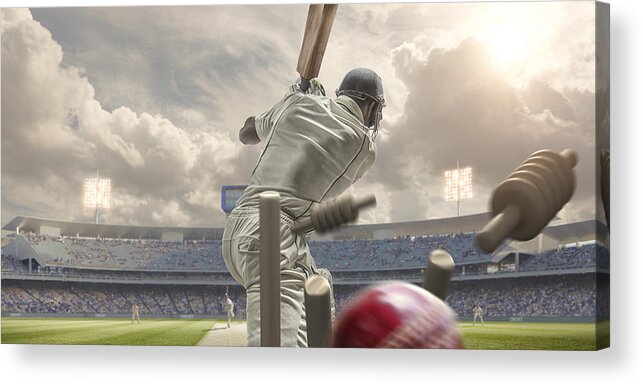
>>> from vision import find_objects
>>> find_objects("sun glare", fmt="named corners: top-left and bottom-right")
top-left (487, 26), bottom-right (527, 67)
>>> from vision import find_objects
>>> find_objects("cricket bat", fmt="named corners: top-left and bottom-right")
top-left (239, 4), bottom-right (338, 144)
top-left (296, 4), bottom-right (339, 92)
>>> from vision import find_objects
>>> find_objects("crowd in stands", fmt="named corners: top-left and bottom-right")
top-left (333, 275), bottom-right (598, 318)
top-left (1, 254), bottom-right (27, 272)
top-left (3, 228), bottom-right (608, 323)
top-left (520, 245), bottom-right (606, 271)
top-left (1, 283), bottom-right (245, 317)
top-left (23, 232), bottom-right (489, 272)
top-left (22, 232), bottom-right (226, 271)
top-left (446, 275), bottom-right (596, 318)
top-left (3, 275), bottom-right (599, 319)
top-left (311, 237), bottom-right (606, 272)
top-left (11, 232), bottom-right (607, 274)
top-left (596, 246), bottom-right (610, 269)
top-left (596, 276), bottom-right (610, 319)
top-left (310, 233), bottom-right (485, 270)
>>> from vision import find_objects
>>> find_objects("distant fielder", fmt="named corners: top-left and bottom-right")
top-left (473, 303), bottom-right (484, 326)
top-left (224, 292), bottom-right (235, 328)
top-left (131, 303), bottom-right (140, 324)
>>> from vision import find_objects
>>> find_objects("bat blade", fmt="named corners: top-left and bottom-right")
top-left (297, 4), bottom-right (338, 84)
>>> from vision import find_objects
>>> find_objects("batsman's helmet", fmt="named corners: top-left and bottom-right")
top-left (336, 68), bottom-right (385, 138)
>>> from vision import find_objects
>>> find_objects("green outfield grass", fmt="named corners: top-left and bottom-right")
top-left (1, 318), bottom-right (607, 350)
top-left (459, 321), bottom-right (605, 350)
top-left (1, 318), bottom-right (220, 346)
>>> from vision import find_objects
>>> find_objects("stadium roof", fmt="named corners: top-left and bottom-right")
top-left (2, 214), bottom-right (603, 244)
top-left (2, 216), bottom-right (223, 240)
top-left (542, 220), bottom-right (606, 244)
top-left (3, 213), bottom-right (494, 241)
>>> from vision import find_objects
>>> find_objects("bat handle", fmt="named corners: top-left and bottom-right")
top-left (299, 77), bottom-right (311, 93)
top-left (476, 204), bottom-right (523, 254)
top-left (291, 217), bottom-right (313, 233)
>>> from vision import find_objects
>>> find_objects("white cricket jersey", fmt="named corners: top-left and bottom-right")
top-left (236, 93), bottom-right (377, 218)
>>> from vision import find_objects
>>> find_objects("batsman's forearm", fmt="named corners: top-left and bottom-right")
top-left (239, 116), bottom-right (260, 145)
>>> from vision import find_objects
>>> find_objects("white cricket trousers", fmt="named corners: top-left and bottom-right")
top-left (222, 206), bottom-right (334, 347)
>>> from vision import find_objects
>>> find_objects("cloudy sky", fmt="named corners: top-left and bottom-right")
top-left (1, 1), bottom-right (600, 229)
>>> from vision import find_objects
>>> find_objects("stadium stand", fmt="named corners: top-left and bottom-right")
top-left (333, 274), bottom-right (598, 318)
top-left (23, 233), bottom-right (225, 271)
top-left (2, 275), bottom-right (598, 319)
top-left (1, 283), bottom-right (246, 316)
top-left (310, 233), bottom-right (486, 270)
top-left (1, 216), bottom-right (608, 321)
top-left (520, 245), bottom-right (599, 271)
top-left (15, 232), bottom-right (604, 272)
top-left (1, 254), bottom-right (28, 272)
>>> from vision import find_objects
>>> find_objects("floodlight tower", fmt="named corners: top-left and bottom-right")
top-left (444, 160), bottom-right (472, 217)
top-left (84, 175), bottom-right (111, 224)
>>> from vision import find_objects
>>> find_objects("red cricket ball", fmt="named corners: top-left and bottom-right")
top-left (331, 281), bottom-right (463, 349)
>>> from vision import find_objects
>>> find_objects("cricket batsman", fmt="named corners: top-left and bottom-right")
top-left (222, 68), bottom-right (385, 347)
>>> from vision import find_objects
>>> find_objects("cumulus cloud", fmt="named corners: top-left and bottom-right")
top-left (2, 3), bottom-right (599, 229)
top-left (359, 35), bottom-right (596, 223)
top-left (29, 6), bottom-right (308, 135)
top-left (2, 9), bottom-right (238, 226)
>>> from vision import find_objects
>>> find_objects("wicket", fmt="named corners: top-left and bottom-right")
top-left (259, 191), bottom-right (281, 347)
top-left (304, 275), bottom-right (333, 348)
